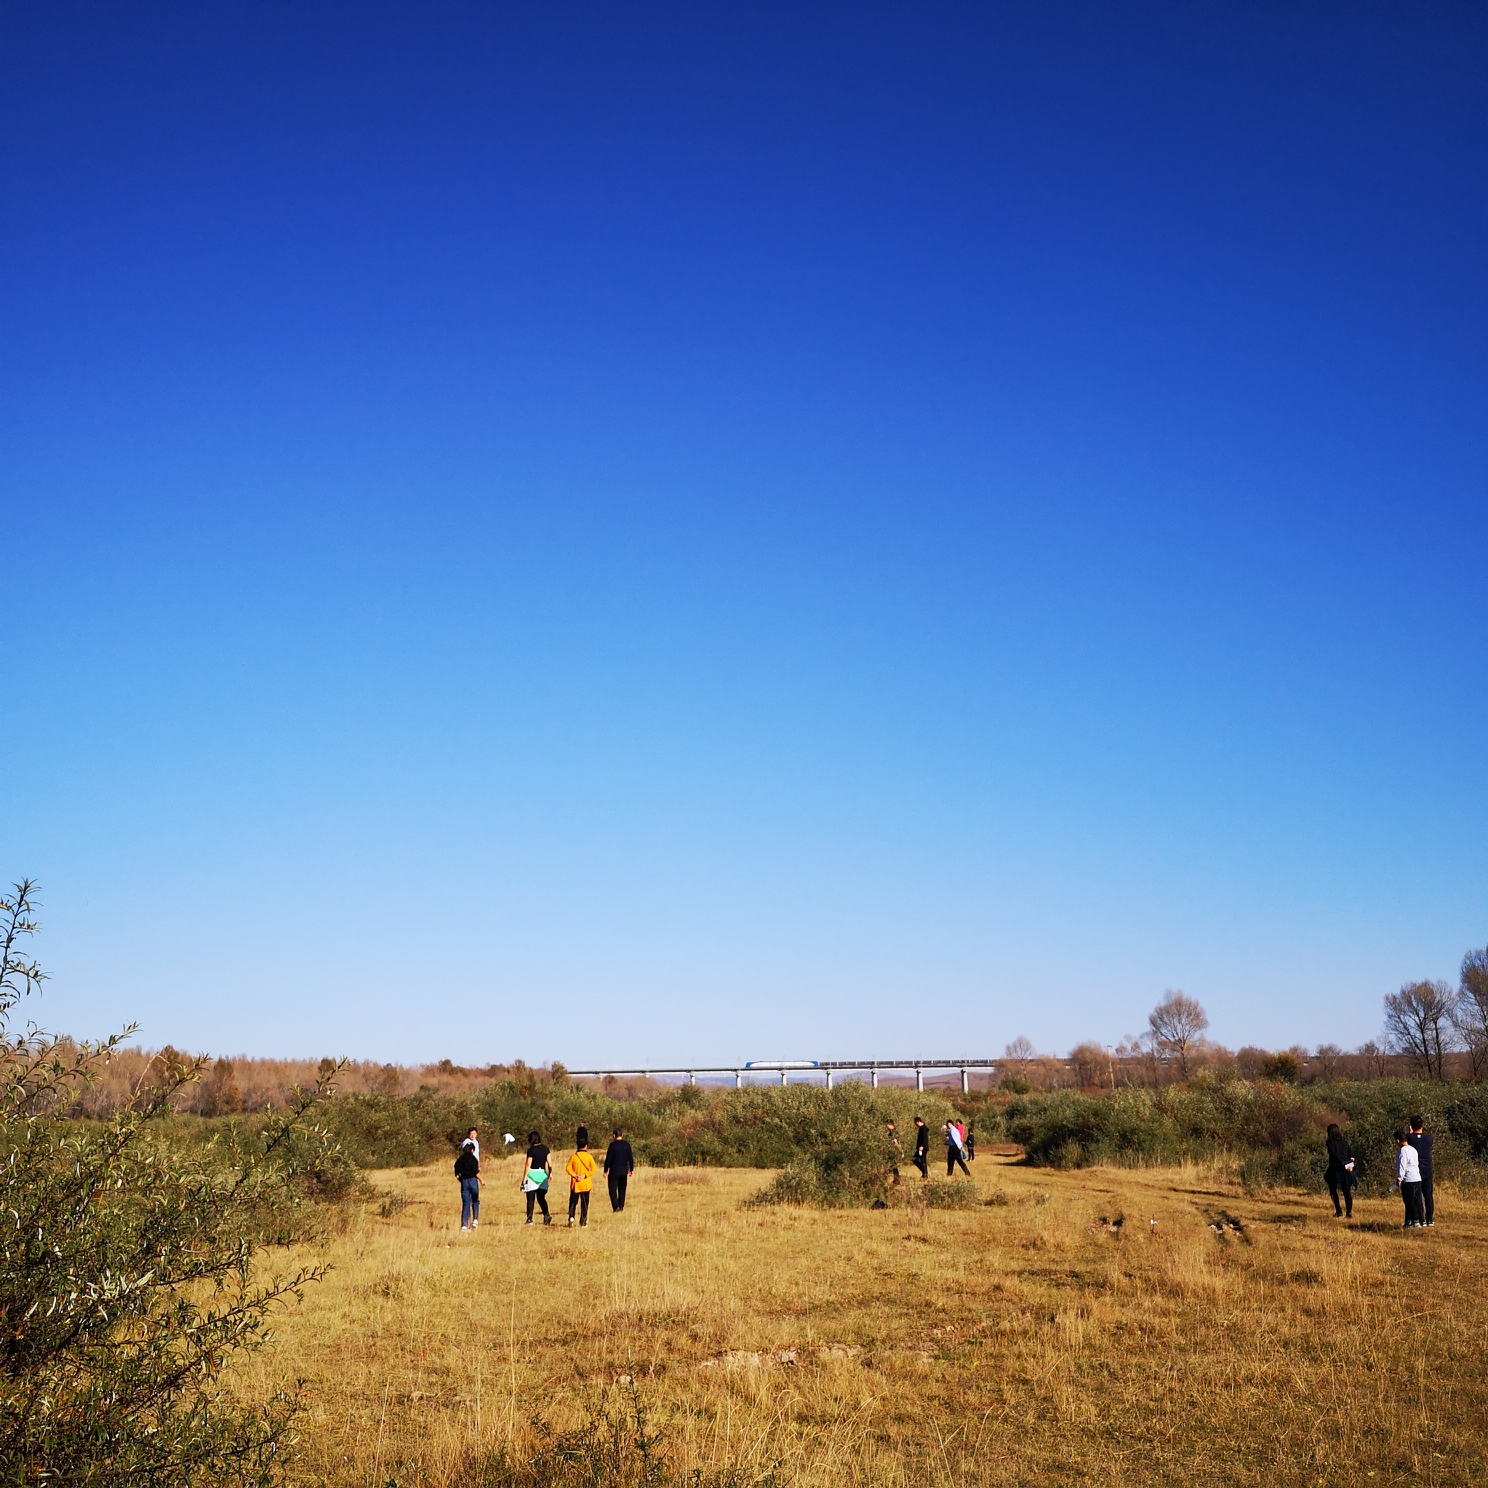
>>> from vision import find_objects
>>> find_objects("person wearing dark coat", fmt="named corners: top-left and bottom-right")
top-left (912, 1117), bottom-right (931, 1179)
top-left (1324, 1123), bottom-right (1356, 1218)
top-left (454, 1142), bottom-right (481, 1231)
top-left (603, 1128), bottom-right (635, 1212)
top-left (1407, 1116), bottom-right (1435, 1226)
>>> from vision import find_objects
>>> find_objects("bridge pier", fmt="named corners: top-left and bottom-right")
top-left (734, 1069), bottom-right (742, 1088)
top-left (960, 1068), bottom-right (969, 1094)
top-left (780, 1068), bottom-right (788, 1087)
top-left (825, 1069), bottom-right (834, 1089)
top-left (870, 1068), bottom-right (879, 1088)
top-left (915, 1068), bottom-right (924, 1092)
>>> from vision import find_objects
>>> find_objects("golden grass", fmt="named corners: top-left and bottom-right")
top-left (243, 1157), bottom-right (1488, 1487)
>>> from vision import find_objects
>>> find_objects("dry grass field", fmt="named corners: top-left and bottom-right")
top-left (245, 1155), bottom-right (1488, 1488)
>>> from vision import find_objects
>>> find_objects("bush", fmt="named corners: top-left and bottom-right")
top-left (744, 1085), bottom-right (945, 1208)
top-left (0, 880), bottom-right (337, 1488)
top-left (994, 1078), bottom-right (1488, 1195)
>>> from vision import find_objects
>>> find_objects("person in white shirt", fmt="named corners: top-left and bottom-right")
top-left (1395, 1131), bottom-right (1424, 1228)
top-left (944, 1121), bottom-right (971, 1177)
top-left (461, 1129), bottom-right (480, 1163)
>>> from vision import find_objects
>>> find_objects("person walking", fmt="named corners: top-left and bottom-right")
top-left (1394, 1131), bottom-right (1424, 1228)
top-left (455, 1139), bottom-right (481, 1231)
top-left (912, 1117), bottom-right (930, 1179)
top-left (522, 1129), bottom-right (553, 1225)
top-left (945, 1120), bottom-right (971, 1177)
top-left (603, 1127), bottom-right (635, 1212)
top-left (566, 1134), bottom-right (597, 1227)
top-left (1324, 1123), bottom-right (1356, 1218)
top-left (964, 1123), bottom-right (976, 1162)
top-left (1407, 1116), bottom-right (1435, 1226)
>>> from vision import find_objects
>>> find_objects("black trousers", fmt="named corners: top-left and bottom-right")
top-left (1326, 1172), bottom-right (1354, 1217)
top-left (526, 1189), bottom-right (550, 1221)
top-left (1401, 1181), bottom-right (1424, 1226)
top-left (1421, 1173), bottom-right (1434, 1224)
top-left (568, 1189), bottom-right (590, 1224)
top-left (913, 1149), bottom-right (929, 1178)
top-left (947, 1147), bottom-right (971, 1177)
top-left (607, 1172), bottom-right (629, 1211)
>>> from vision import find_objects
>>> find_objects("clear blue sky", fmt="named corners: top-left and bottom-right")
top-left (2, 2), bottom-right (1484, 1067)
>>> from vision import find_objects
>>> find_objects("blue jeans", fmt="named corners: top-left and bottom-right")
top-left (460, 1176), bottom-right (480, 1227)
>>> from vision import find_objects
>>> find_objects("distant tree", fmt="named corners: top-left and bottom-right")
top-left (1313, 1044), bottom-right (1344, 1082)
top-left (1068, 1042), bottom-right (1109, 1089)
top-left (1260, 1050), bottom-right (1301, 1084)
top-left (1115, 1033), bottom-right (1157, 1086)
top-left (1147, 991), bottom-right (1209, 1080)
top-left (195, 1056), bottom-right (243, 1116)
top-left (996, 1038), bottom-right (1035, 1093)
top-left (1383, 980), bottom-right (1458, 1081)
top-left (1454, 946), bottom-right (1488, 1081)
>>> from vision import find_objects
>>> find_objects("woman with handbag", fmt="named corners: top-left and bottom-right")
top-left (1323, 1123), bottom-right (1356, 1218)
top-left (522, 1129), bottom-right (553, 1225)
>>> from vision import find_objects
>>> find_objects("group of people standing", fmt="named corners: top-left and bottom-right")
top-left (886, 1115), bottom-right (976, 1179)
top-left (1323, 1115), bottom-right (1435, 1229)
top-left (453, 1124), bottom-right (637, 1230)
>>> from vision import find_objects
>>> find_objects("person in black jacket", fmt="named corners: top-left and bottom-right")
top-left (523, 1130), bottom-right (553, 1225)
top-left (912, 1117), bottom-right (930, 1179)
top-left (454, 1141), bottom-right (481, 1231)
top-left (1323, 1123), bottom-right (1356, 1218)
top-left (603, 1128), bottom-right (635, 1212)
top-left (1407, 1116), bottom-right (1435, 1226)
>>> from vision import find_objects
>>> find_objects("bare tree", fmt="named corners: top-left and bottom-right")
top-left (1115, 1033), bottom-right (1157, 1086)
top-left (1147, 990), bottom-right (1209, 1080)
top-left (1383, 979), bottom-right (1458, 1081)
top-left (1313, 1043), bottom-right (1344, 1082)
top-left (1453, 946), bottom-right (1488, 1081)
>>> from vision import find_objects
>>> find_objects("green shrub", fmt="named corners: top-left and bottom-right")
top-left (0, 880), bottom-right (335, 1488)
top-left (996, 1078), bottom-right (1488, 1195)
top-left (743, 1085), bottom-right (942, 1208)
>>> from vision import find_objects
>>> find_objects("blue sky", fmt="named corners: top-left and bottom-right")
top-left (2, 2), bottom-right (1485, 1066)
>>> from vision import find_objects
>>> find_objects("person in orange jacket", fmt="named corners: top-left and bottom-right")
top-left (565, 1132), bottom-right (598, 1227)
